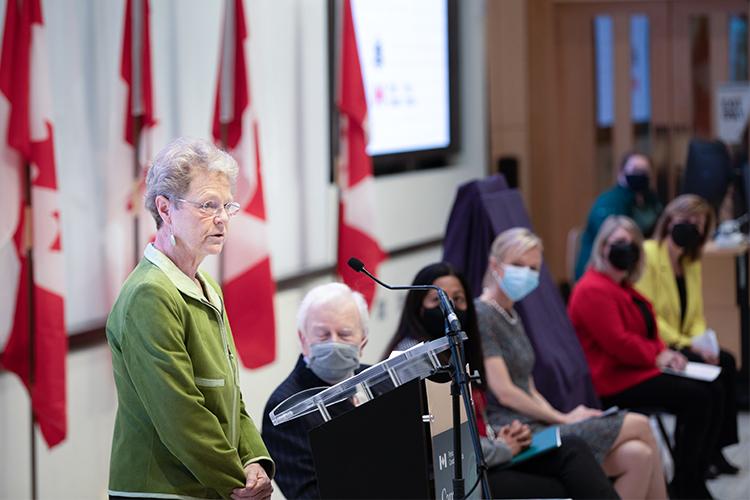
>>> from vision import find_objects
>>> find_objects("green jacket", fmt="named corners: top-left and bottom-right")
top-left (106, 244), bottom-right (274, 499)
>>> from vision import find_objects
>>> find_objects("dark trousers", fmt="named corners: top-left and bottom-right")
top-left (488, 435), bottom-right (619, 499)
top-left (680, 347), bottom-right (739, 449)
top-left (602, 373), bottom-right (721, 495)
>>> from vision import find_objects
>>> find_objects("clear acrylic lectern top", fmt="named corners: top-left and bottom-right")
top-left (269, 332), bottom-right (467, 426)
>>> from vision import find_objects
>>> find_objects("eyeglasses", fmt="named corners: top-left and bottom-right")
top-left (176, 198), bottom-right (241, 217)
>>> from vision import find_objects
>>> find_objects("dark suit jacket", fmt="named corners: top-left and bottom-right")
top-left (261, 355), bottom-right (365, 499)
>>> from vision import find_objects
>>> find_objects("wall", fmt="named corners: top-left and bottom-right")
top-left (486, 0), bottom-right (531, 206)
top-left (0, 0), bottom-right (488, 498)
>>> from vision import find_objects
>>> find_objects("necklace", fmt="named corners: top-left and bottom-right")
top-left (482, 296), bottom-right (518, 325)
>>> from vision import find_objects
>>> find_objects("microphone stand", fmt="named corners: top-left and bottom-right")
top-left (348, 258), bottom-right (491, 499)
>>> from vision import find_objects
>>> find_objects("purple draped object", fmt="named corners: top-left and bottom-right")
top-left (442, 175), bottom-right (600, 411)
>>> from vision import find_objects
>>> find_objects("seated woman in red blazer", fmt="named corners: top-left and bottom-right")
top-left (568, 215), bottom-right (722, 500)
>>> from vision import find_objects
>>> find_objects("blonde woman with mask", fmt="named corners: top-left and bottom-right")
top-left (478, 227), bottom-right (667, 500)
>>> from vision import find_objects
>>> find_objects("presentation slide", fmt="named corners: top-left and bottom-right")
top-left (351, 0), bottom-right (450, 156)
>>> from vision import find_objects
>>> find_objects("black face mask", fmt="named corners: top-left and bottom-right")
top-left (608, 241), bottom-right (640, 271)
top-left (671, 222), bottom-right (702, 250)
top-left (420, 306), bottom-right (468, 338)
top-left (625, 173), bottom-right (650, 193)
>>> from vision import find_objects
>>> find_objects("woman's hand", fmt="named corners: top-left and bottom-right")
top-left (231, 463), bottom-right (273, 500)
top-left (563, 404), bottom-right (602, 424)
top-left (656, 349), bottom-right (688, 371)
top-left (690, 346), bottom-right (719, 365)
top-left (496, 420), bottom-right (532, 456)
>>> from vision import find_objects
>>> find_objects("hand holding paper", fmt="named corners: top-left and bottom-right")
top-left (563, 404), bottom-right (602, 424)
top-left (691, 329), bottom-right (720, 364)
top-left (656, 349), bottom-right (688, 371)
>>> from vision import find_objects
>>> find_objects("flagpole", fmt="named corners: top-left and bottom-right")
top-left (332, 0), bottom-right (342, 273)
top-left (23, 159), bottom-right (38, 500)
top-left (216, 0), bottom-right (231, 285)
top-left (218, 122), bottom-right (228, 284)
top-left (132, 115), bottom-right (142, 267)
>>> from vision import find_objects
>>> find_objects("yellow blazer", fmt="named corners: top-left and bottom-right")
top-left (635, 239), bottom-right (707, 348)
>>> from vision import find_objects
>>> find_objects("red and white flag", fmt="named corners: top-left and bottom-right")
top-left (104, 0), bottom-right (156, 304)
top-left (213, 0), bottom-right (276, 369)
top-left (336, 0), bottom-right (387, 307)
top-left (0, 0), bottom-right (67, 448)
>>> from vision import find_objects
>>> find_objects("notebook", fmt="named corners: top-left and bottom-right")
top-left (507, 425), bottom-right (561, 467)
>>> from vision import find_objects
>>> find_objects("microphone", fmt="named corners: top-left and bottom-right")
top-left (349, 258), bottom-right (490, 497)
top-left (346, 257), bottom-right (462, 333)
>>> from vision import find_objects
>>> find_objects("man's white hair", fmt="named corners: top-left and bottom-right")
top-left (296, 282), bottom-right (369, 337)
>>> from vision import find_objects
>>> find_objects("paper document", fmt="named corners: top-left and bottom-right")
top-left (691, 329), bottom-right (719, 357)
top-left (578, 406), bottom-right (620, 423)
top-left (662, 361), bottom-right (722, 382)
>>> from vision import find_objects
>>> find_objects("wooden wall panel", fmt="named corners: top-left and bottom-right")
top-left (528, 0), bottom-right (559, 275)
top-left (548, 5), bottom-right (598, 280)
top-left (710, 12), bottom-right (730, 135)
top-left (486, 0), bottom-right (531, 200)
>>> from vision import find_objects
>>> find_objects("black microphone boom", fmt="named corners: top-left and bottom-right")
top-left (347, 256), bottom-right (461, 332)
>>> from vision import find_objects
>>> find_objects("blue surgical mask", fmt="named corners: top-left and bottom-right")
top-left (497, 264), bottom-right (540, 302)
top-left (307, 341), bottom-right (361, 384)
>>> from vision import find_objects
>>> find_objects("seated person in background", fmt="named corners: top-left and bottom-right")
top-left (636, 194), bottom-right (739, 476)
top-left (568, 215), bottom-right (723, 499)
top-left (575, 151), bottom-right (663, 280)
top-left (261, 283), bottom-right (369, 499)
top-left (384, 262), bottom-right (619, 499)
top-left (477, 228), bottom-right (666, 500)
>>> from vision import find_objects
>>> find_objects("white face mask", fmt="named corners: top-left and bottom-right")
top-left (497, 264), bottom-right (540, 302)
top-left (307, 341), bottom-right (361, 384)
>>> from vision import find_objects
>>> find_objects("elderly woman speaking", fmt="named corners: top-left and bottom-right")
top-left (106, 137), bottom-right (274, 500)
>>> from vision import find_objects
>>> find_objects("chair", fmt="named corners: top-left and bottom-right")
top-left (566, 226), bottom-right (582, 285)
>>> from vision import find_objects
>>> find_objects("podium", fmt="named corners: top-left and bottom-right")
top-left (269, 336), bottom-right (480, 499)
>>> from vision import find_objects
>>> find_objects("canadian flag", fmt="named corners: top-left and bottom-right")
top-left (213, 0), bottom-right (276, 369)
top-left (336, 0), bottom-right (387, 306)
top-left (103, 0), bottom-right (156, 304)
top-left (0, 0), bottom-right (67, 447)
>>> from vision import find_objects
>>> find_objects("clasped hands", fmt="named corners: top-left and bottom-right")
top-left (231, 463), bottom-right (273, 500)
top-left (495, 420), bottom-right (532, 456)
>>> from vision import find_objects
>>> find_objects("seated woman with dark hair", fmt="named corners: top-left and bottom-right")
top-left (383, 262), bottom-right (619, 499)
top-left (569, 215), bottom-right (723, 499)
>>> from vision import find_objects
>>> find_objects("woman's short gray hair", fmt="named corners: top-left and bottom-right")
top-left (590, 215), bottom-right (645, 283)
top-left (145, 137), bottom-right (239, 228)
top-left (296, 283), bottom-right (369, 338)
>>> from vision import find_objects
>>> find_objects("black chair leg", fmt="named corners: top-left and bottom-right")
top-left (655, 414), bottom-right (675, 461)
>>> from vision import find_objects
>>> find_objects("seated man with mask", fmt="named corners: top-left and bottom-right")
top-left (261, 283), bottom-right (369, 499)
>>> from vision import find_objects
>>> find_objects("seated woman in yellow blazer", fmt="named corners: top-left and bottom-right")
top-left (636, 194), bottom-right (739, 477)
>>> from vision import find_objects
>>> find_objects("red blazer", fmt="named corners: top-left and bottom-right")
top-left (568, 269), bottom-right (664, 397)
